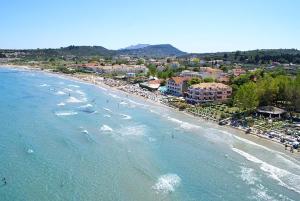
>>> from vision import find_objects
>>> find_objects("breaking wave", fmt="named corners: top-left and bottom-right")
top-left (152, 174), bottom-right (181, 194)
top-left (63, 88), bottom-right (73, 92)
top-left (66, 96), bottom-right (83, 103)
top-left (79, 104), bottom-right (93, 109)
top-left (57, 102), bottom-right (65, 106)
top-left (120, 101), bottom-right (128, 105)
top-left (167, 116), bottom-right (201, 130)
top-left (75, 90), bottom-right (85, 96)
top-left (27, 149), bottom-right (34, 154)
top-left (103, 107), bottom-right (112, 112)
top-left (55, 111), bottom-right (78, 116)
top-left (118, 125), bottom-right (146, 137)
top-left (232, 147), bottom-right (300, 194)
top-left (81, 130), bottom-right (89, 134)
top-left (100, 125), bottom-right (113, 132)
top-left (120, 114), bottom-right (132, 120)
top-left (68, 84), bottom-right (80, 88)
top-left (240, 166), bottom-right (259, 185)
top-left (39, 83), bottom-right (50, 87)
top-left (55, 91), bottom-right (66, 95)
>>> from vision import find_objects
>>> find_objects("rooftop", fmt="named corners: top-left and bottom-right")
top-left (169, 77), bottom-right (189, 84)
top-left (189, 82), bottom-right (231, 89)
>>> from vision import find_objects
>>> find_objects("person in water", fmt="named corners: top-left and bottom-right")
top-left (2, 177), bottom-right (6, 185)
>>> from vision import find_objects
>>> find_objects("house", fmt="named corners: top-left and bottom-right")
top-left (216, 73), bottom-right (230, 83)
top-left (139, 79), bottom-right (162, 91)
top-left (166, 77), bottom-right (189, 96)
top-left (170, 62), bottom-right (180, 69)
top-left (186, 83), bottom-right (232, 104)
top-left (199, 67), bottom-right (223, 79)
top-left (156, 65), bottom-right (167, 72)
top-left (233, 66), bottom-right (246, 77)
top-left (95, 64), bottom-right (148, 75)
top-left (180, 70), bottom-right (202, 79)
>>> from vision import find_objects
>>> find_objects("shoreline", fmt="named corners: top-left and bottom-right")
top-left (1, 64), bottom-right (299, 157)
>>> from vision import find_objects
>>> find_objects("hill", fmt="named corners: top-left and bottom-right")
top-left (182, 49), bottom-right (300, 64)
top-left (121, 44), bottom-right (150, 50)
top-left (117, 44), bottom-right (186, 57)
top-left (0, 44), bottom-right (187, 59)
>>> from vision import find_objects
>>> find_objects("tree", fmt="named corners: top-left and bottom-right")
top-left (137, 59), bottom-right (144, 65)
top-left (292, 74), bottom-right (300, 111)
top-left (147, 64), bottom-right (156, 76)
top-left (192, 58), bottom-right (200, 65)
top-left (256, 75), bottom-right (279, 106)
top-left (188, 78), bottom-right (201, 86)
top-left (234, 82), bottom-right (259, 112)
top-left (203, 77), bottom-right (214, 83)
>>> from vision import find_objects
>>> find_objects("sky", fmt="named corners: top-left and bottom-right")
top-left (1, 0), bottom-right (300, 53)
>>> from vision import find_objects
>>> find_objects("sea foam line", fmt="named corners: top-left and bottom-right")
top-left (55, 111), bottom-right (78, 116)
top-left (167, 116), bottom-right (201, 130)
top-left (232, 147), bottom-right (300, 194)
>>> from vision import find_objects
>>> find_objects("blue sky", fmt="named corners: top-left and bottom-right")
top-left (1, 0), bottom-right (299, 53)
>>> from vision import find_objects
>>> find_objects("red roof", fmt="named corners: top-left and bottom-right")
top-left (169, 77), bottom-right (189, 84)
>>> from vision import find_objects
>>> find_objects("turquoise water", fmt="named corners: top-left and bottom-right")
top-left (0, 67), bottom-right (300, 201)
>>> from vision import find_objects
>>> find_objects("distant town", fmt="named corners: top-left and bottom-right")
top-left (1, 44), bottom-right (300, 151)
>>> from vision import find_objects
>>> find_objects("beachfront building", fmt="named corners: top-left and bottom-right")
top-left (186, 83), bottom-right (232, 104)
top-left (139, 79), bottom-right (162, 91)
top-left (166, 77), bottom-right (189, 96)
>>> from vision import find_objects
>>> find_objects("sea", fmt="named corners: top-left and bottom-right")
top-left (0, 67), bottom-right (300, 201)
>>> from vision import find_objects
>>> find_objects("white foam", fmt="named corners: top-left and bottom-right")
top-left (103, 107), bottom-right (112, 112)
top-left (108, 93), bottom-right (120, 99)
top-left (55, 111), bottom-right (78, 116)
top-left (232, 147), bottom-right (300, 194)
top-left (57, 102), bottom-right (65, 106)
top-left (167, 116), bottom-right (200, 130)
top-left (75, 90), bottom-right (85, 96)
top-left (233, 135), bottom-right (274, 152)
top-left (152, 174), bottom-right (181, 194)
top-left (240, 166), bottom-right (259, 185)
top-left (79, 104), bottom-right (93, 109)
top-left (39, 83), bottom-right (50, 87)
top-left (120, 101), bottom-right (128, 105)
top-left (66, 96), bottom-right (83, 103)
top-left (55, 91), bottom-right (66, 95)
top-left (148, 137), bottom-right (157, 142)
top-left (119, 125), bottom-right (146, 137)
top-left (104, 114), bottom-right (111, 118)
top-left (68, 84), bottom-right (80, 88)
top-left (250, 184), bottom-right (278, 201)
top-left (63, 88), bottom-right (73, 92)
top-left (27, 149), bottom-right (34, 154)
top-left (100, 125), bottom-right (113, 132)
top-left (81, 130), bottom-right (89, 134)
top-left (120, 114), bottom-right (132, 120)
